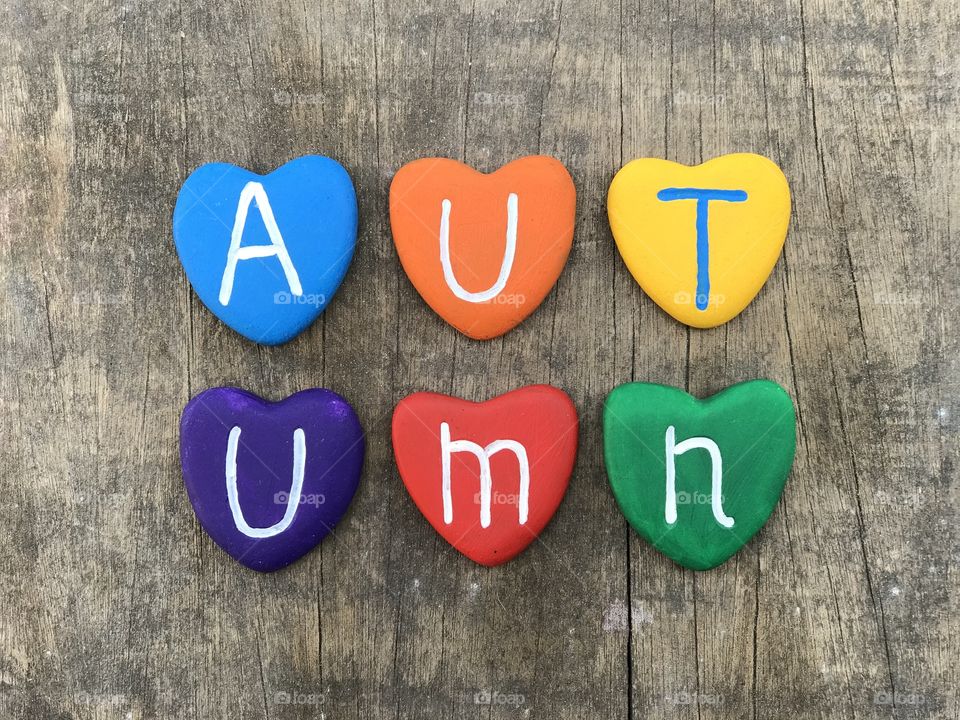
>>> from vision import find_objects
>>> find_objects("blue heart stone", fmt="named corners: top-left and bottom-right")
top-left (173, 156), bottom-right (357, 345)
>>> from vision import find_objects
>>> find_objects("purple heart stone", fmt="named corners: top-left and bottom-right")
top-left (180, 387), bottom-right (364, 572)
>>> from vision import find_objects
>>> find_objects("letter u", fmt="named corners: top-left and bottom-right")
top-left (439, 193), bottom-right (518, 303)
top-left (225, 426), bottom-right (306, 538)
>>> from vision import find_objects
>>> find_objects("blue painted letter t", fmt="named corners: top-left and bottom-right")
top-left (656, 187), bottom-right (747, 311)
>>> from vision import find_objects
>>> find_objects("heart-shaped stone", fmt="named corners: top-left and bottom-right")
top-left (389, 156), bottom-right (576, 339)
top-left (180, 387), bottom-right (364, 572)
top-left (173, 156), bottom-right (358, 345)
top-left (603, 380), bottom-right (795, 570)
top-left (392, 385), bottom-right (578, 565)
top-left (607, 153), bottom-right (790, 328)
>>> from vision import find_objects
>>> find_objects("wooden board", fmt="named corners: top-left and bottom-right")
top-left (0, 0), bottom-right (956, 718)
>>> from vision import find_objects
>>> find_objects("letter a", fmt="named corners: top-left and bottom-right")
top-left (664, 425), bottom-right (734, 528)
top-left (219, 181), bottom-right (303, 306)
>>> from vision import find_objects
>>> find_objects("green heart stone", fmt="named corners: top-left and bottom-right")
top-left (603, 380), bottom-right (796, 570)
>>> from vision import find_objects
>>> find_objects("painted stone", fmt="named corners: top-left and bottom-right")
top-left (180, 387), bottom-right (364, 572)
top-left (392, 385), bottom-right (578, 566)
top-left (603, 380), bottom-right (796, 570)
top-left (173, 156), bottom-right (358, 345)
top-left (389, 156), bottom-right (576, 340)
top-left (607, 153), bottom-right (790, 328)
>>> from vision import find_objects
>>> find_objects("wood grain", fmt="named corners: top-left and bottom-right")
top-left (0, 0), bottom-right (956, 718)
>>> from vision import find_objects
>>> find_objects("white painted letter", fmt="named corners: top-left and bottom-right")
top-left (219, 181), bottom-right (303, 305)
top-left (226, 426), bottom-right (306, 538)
top-left (440, 421), bottom-right (529, 528)
top-left (439, 192), bottom-right (518, 303)
top-left (664, 425), bottom-right (733, 528)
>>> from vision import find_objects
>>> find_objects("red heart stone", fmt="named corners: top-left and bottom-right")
top-left (392, 385), bottom-right (578, 566)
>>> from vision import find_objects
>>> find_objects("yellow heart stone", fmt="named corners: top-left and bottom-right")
top-left (607, 153), bottom-right (791, 328)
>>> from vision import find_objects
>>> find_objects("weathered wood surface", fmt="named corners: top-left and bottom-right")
top-left (0, 0), bottom-right (956, 718)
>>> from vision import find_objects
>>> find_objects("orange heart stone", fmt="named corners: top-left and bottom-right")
top-left (389, 156), bottom-right (576, 339)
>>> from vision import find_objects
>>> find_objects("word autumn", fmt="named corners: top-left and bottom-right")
top-left (180, 382), bottom-right (796, 572)
top-left (173, 153), bottom-right (790, 344)
top-left (173, 152), bottom-right (794, 573)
